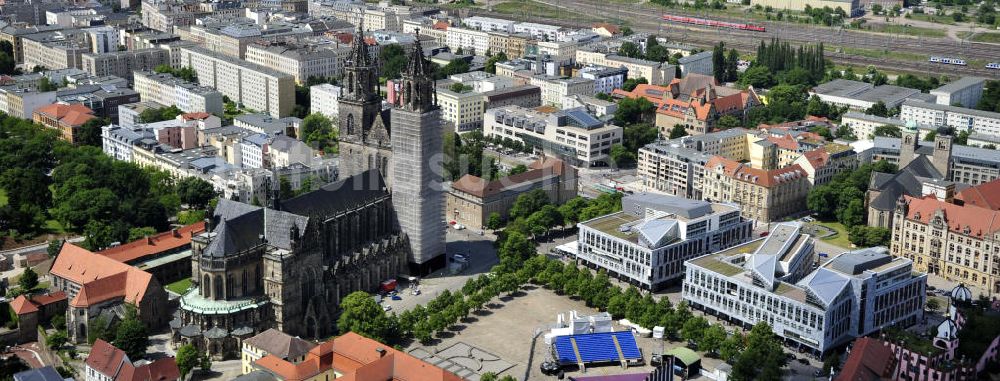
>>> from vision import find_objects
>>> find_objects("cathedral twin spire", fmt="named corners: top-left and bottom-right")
top-left (397, 30), bottom-right (436, 113)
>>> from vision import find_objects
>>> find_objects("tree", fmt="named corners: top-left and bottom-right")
top-left (724, 48), bottom-right (740, 82)
top-left (508, 164), bottom-right (528, 175)
top-left (737, 66), bottom-right (774, 88)
top-left (926, 298), bottom-right (941, 312)
top-left (731, 322), bottom-right (786, 381)
top-left (439, 59), bottom-right (471, 78)
top-left (88, 316), bottom-right (113, 345)
top-left (618, 42), bottom-right (642, 58)
top-left (609, 144), bottom-right (636, 167)
top-left (47, 239), bottom-right (63, 258)
top-left (715, 115), bottom-right (742, 129)
top-left (177, 177), bottom-right (215, 209)
top-left (18, 267), bottom-right (38, 293)
top-left (806, 95), bottom-right (830, 118)
top-left (615, 97), bottom-right (657, 126)
top-left (76, 118), bottom-right (106, 147)
top-left (114, 306), bottom-right (149, 360)
top-left (0, 41), bottom-right (16, 75)
top-left (480, 372), bottom-right (498, 381)
top-left (621, 26), bottom-right (634, 36)
top-left (712, 42), bottom-right (726, 82)
top-left (487, 212), bottom-right (503, 230)
top-left (379, 44), bottom-right (407, 79)
top-left (823, 353), bottom-right (839, 374)
top-left (300, 113), bottom-right (337, 152)
top-left (37, 77), bottom-right (59, 91)
top-left (484, 52), bottom-right (508, 74)
top-left (510, 189), bottom-right (550, 220)
top-left (719, 332), bottom-right (745, 363)
top-left (669, 124), bottom-right (688, 139)
top-left (681, 316), bottom-right (709, 345)
top-left (46, 331), bottom-right (68, 350)
top-left (806, 185), bottom-right (839, 220)
top-left (176, 344), bottom-right (200, 378)
top-left (866, 101), bottom-right (890, 117)
top-left (873, 124), bottom-right (901, 138)
top-left (701, 324), bottom-right (728, 356)
top-left (646, 45), bottom-right (670, 63)
top-left (622, 77), bottom-right (648, 92)
top-left (337, 291), bottom-right (392, 341)
top-left (499, 231), bottom-right (535, 260)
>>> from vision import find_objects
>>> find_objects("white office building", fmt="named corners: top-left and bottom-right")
top-left (900, 99), bottom-right (1000, 139)
top-left (577, 193), bottom-right (754, 290)
top-left (930, 77), bottom-right (985, 108)
top-left (310, 83), bottom-right (342, 119)
top-left (683, 223), bottom-right (927, 356)
top-left (484, 105), bottom-right (622, 168)
top-left (578, 65), bottom-right (627, 95)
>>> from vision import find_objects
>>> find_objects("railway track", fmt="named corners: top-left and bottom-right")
top-left (457, 5), bottom-right (1000, 78)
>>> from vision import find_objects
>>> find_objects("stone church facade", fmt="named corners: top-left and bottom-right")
top-left (173, 170), bottom-right (407, 359)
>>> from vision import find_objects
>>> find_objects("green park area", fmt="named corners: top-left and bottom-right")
top-left (166, 278), bottom-right (193, 295)
top-left (813, 220), bottom-right (852, 249)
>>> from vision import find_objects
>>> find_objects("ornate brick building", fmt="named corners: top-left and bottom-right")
top-left (172, 170), bottom-right (408, 358)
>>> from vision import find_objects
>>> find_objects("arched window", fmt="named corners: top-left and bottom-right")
top-left (345, 114), bottom-right (355, 136)
top-left (203, 274), bottom-right (211, 298)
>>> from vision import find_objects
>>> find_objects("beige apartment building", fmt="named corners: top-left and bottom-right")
top-left (702, 156), bottom-right (810, 223)
top-left (133, 71), bottom-right (224, 116)
top-left (437, 86), bottom-right (485, 132)
top-left (447, 157), bottom-right (577, 228)
top-left (81, 48), bottom-right (171, 81)
top-left (575, 50), bottom-right (676, 85)
top-left (891, 180), bottom-right (1000, 294)
top-left (245, 42), bottom-right (345, 84)
top-left (21, 31), bottom-right (89, 70)
top-left (487, 32), bottom-right (529, 59)
top-left (179, 46), bottom-right (295, 117)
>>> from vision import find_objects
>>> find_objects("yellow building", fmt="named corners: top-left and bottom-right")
top-left (437, 85), bottom-right (485, 132)
top-left (702, 156), bottom-right (810, 222)
top-left (891, 181), bottom-right (1000, 294)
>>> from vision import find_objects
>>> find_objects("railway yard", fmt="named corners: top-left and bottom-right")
top-left (462, 0), bottom-right (1000, 77)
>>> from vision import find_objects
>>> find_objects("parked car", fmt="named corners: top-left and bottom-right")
top-left (540, 361), bottom-right (561, 375)
top-left (453, 253), bottom-right (469, 262)
top-left (382, 305), bottom-right (392, 312)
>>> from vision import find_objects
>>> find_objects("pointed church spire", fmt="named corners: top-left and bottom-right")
top-left (349, 19), bottom-right (370, 67)
top-left (398, 29), bottom-right (436, 112)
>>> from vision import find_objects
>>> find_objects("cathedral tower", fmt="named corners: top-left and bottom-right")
top-left (390, 34), bottom-right (446, 275)
top-left (338, 21), bottom-right (393, 186)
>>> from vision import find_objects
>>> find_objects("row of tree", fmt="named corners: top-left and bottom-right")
top-left (443, 130), bottom-right (499, 181)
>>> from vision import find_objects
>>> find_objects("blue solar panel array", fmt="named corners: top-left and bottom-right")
top-left (553, 331), bottom-right (642, 365)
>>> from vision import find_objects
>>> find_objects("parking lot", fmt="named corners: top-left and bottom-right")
top-left (378, 228), bottom-right (499, 314)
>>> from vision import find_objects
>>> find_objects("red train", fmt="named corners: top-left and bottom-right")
top-left (661, 14), bottom-right (766, 32)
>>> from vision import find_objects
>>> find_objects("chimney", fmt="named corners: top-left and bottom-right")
top-left (172, 228), bottom-right (180, 238)
top-left (375, 348), bottom-right (387, 358)
top-left (145, 236), bottom-right (153, 245)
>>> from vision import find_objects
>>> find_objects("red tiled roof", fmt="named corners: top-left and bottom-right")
top-left (34, 103), bottom-right (96, 127)
top-left (591, 22), bottom-right (620, 34)
top-left (451, 157), bottom-right (568, 198)
top-left (767, 134), bottom-right (800, 151)
top-left (49, 243), bottom-right (155, 308)
top-left (119, 357), bottom-right (180, 381)
top-left (86, 339), bottom-right (127, 378)
top-left (705, 156), bottom-right (806, 188)
top-left (97, 222), bottom-right (205, 264)
top-left (800, 148), bottom-right (830, 170)
top-left (955, 178), bottom-right (1000, 211)
top-left (835, 337), bottom-right (895, 381)
top-left (11, 291), bottom-right (68, 315)
top-left (256, 332), bottom-right (462, 381)
top-left (181, 112), bottom-right (211, 121)
top-left (904, 195), bottom-right (1000, 237)
top-left (433, 20), bottom-right (449, 30)
top-left (86, 339), bottom-right (179, 381)
top-left (9, 295), bottom-right (38, 314)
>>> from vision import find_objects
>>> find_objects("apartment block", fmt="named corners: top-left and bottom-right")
top-left (900, 99), bottom-right (1000, 139)
top-left (577, 193), bottom-right (754, 290)
top-left (575, 50), bottom-right (676, 85)
top-left (930, 76), bottom-right (986, 108)
top-left (578, 65), bottom-right (627, 95)
top-left (245, 42), bottom-right (345, 83)
top-left (436, 85), bottom-right (484, 132)
top-left (133, 71), bottom-right (224, 116)
top-left (309, 83), bottom-right (341, 119)
top-left (810, 79), bottom-right (935, 111)
top-left (81, 48), bottom-right (171, 82)
top-left (530, 75), bottom-right (594, 108)
top-left (21, 30), bottom-right (89, 71)
top-left (179, 46), bottom-right (295, 117)
top-left (483, 85), bottom-right (541, 110)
